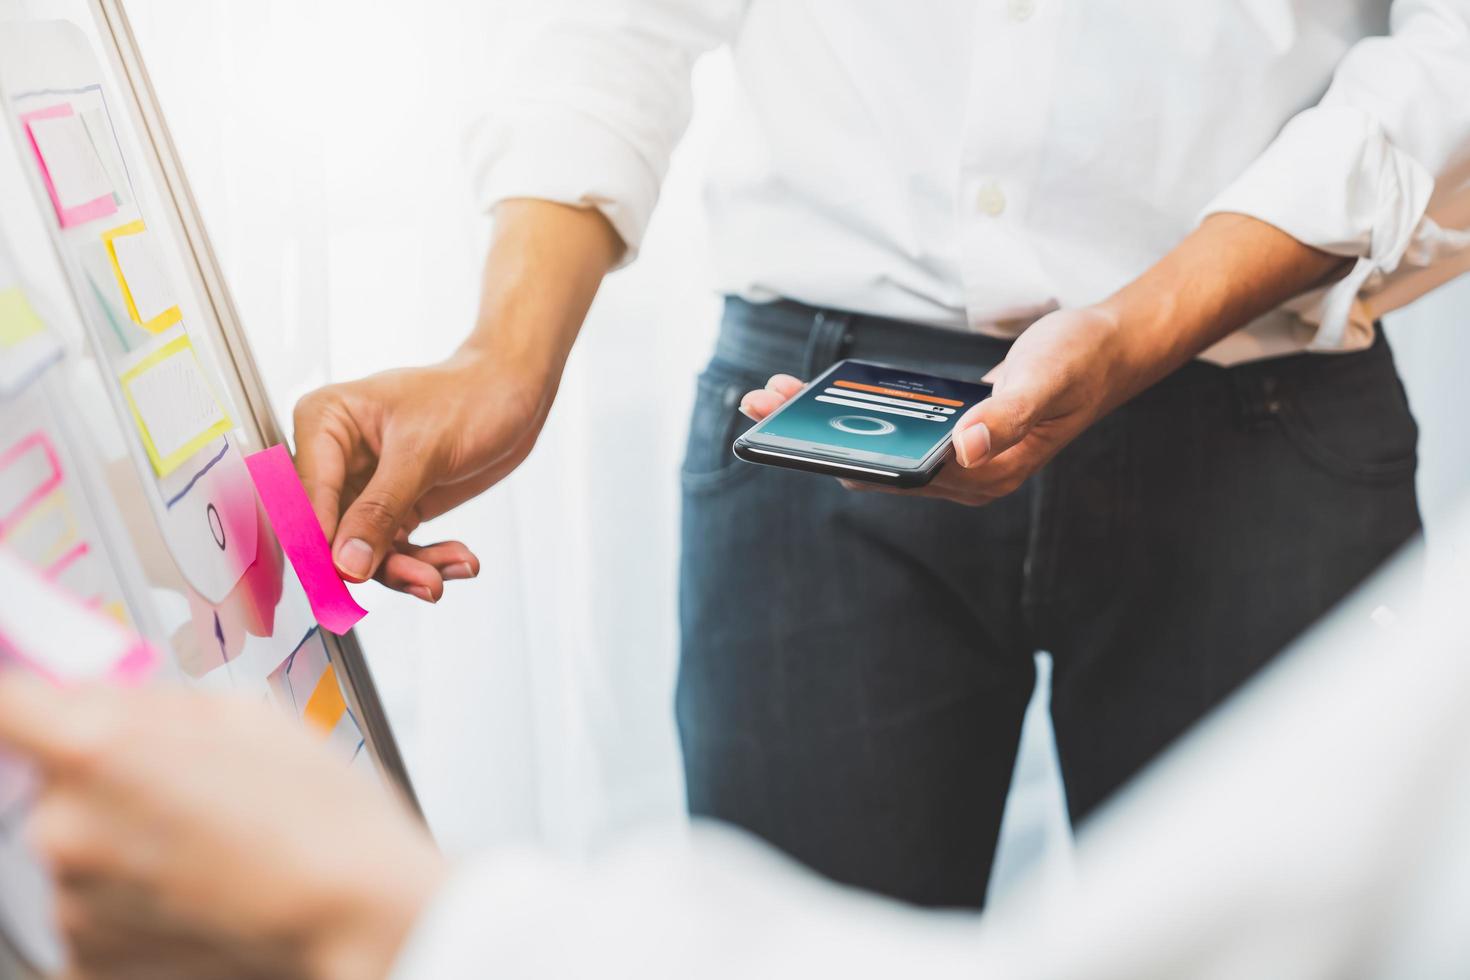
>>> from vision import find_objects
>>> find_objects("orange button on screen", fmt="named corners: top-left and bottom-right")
top-left (832, 380), bottom-right (965, 408)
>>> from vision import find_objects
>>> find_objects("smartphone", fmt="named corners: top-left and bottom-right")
top-left (732, 359), bottom-right (993, 487)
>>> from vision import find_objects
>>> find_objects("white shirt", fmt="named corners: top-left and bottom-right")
top-left (468, 0), bottom-right (1470, 365)
top-left (391, 505), bottom-right (1470, 979)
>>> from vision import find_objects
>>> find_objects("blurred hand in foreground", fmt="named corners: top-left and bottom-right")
top-left (0, 675), bottom-right (443, 980)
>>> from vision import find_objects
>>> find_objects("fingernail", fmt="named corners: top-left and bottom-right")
top-left (408, 586), bottom-right (437, 604)
top-left (336, 538), bottom-right (374, 580)
top-left (955, 423), bottom-right (991, 468)
top-left (443, 562), bottom-right (477, 581)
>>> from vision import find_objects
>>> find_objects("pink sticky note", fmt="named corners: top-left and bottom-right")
top-left (0, 638), bottom-right (156, 689)
top-left (244, 445), bottom-right (367, 635)
top-left (0, 431), bottom-right (63, 537)
top-left (20, 104), bottom-right (119, 229)
top-left (0, 549), bottom-right (157, 687)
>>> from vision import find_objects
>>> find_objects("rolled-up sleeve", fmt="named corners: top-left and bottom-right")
top-left (466, 0), bottom-right (747, 263)
top-left (1202, 0), bottom-right (1470, 349)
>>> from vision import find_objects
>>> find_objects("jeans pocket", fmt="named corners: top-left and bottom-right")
top-left (681, 361), bottom-right (763, 494)
top-left (1273, 344), bottom-right (1419, 485)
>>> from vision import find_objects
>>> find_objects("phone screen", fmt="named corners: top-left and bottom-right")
top-left (749, 361), bottom-right (992, 465)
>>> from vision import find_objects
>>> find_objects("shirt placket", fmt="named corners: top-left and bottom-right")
top-left (959, 0), bottom-right (1063, 329)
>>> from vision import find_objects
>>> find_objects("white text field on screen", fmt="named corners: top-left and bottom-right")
top-left (822, 387), bottom-right (954, 414)
top-left (813, 395), bottom-right (948, 422)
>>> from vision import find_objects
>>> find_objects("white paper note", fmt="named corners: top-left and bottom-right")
top-left (28, 113), bottom-right (114, 210)
top-left (119, 335), bottom-right (231, 476)
top-left (79, 107), bottom-right (129, 207)
top-left (110, 228), bottom-right (176, 325)
top-left (0, 549), bottom-right (135, 682)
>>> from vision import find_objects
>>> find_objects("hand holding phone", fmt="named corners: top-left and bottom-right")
top-left (732, 359), bottom-right (992, 487)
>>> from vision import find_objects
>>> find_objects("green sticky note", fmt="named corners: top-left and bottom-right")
top-left (0, 287), bottom-right (46, 348)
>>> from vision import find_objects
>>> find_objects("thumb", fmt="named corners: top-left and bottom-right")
top-left (952, 386), bottom-right (1039, 468)
top-left (332, 438), bottom-right (434, 582)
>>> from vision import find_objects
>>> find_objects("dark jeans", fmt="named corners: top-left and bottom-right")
top-left (677, 297), bottom-right (1422, 909)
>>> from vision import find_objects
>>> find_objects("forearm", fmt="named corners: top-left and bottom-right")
top-left (1095, 212), bottom-right (1351, 407)
top-left (458, 198), bottom-right (624, 410)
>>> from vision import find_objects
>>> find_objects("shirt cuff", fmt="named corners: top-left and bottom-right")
top-left (1200, 104), bottom-right (1436, 350)
top-left (464, 102), bottom-right (663, 265)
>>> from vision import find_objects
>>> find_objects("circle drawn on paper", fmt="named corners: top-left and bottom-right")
top-left (829, 415), bottom-right (896, 436)
top-left (206, 503), bottom-right (226, 550)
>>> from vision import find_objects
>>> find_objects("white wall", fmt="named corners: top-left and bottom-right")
top-left (125, 0), bottom-right (1469, 887)
top-left (125, 0), bottom-right (718, 859)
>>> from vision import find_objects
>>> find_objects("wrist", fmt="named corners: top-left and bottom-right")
top-left (1075, 298), bottom-right (1162, 412)
top-left (449, 339), bottom-right (560, 423)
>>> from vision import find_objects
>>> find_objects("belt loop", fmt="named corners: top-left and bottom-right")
top-left (803, 309), bottom-right (855, 378)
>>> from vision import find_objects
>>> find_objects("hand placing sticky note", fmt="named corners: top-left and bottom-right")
top-left (245, 446), bottom-right (367, 635)
top-left (102, 220), bottom-right (181, 333)
top-left (21, 104), bottom-right (119, 228)
top-left (118, 335), bottom-right (233, 476)
top-left (0, 548), bottom-right (155, 687)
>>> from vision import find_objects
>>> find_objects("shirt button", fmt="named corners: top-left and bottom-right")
top-left (975, 182), bottom-right (1007, 216)
top-left (1008, 0), bottom-right (1036, 21)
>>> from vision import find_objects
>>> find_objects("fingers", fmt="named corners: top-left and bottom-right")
top-left (330, 435), bottom-right (436, 583)
top-left (375, 541), bottom-right (480, 604)
top-left (29, 792), bottom-right (109, 877)
top-left (403, 540), bottom-right (480, 580)
top-left (765, 374), bottom-right (804, 397)
top-left (739, 390), bottom-right (782, 420)
top-left (291, 391), bottom-right (353, 544)
top-left (0, 674), bottom-right (77, 770)
top-left (739, 374), bottom-right (805, 420)
top-left (952, 387), bottom-right (1037, 468)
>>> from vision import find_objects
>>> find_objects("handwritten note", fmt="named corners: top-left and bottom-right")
top-left (102, 220), bottom-right (181, 333)
top-left (20, 104), bottom-right (118, 229)
top-left (118, 335), bottom-right (233, 477)
top-left (0, 548), bottom-right (154, 686)
top-left (78, 107), bottom-right (130, 208)
top-left (267, 630), bottom-right (364, 757)
top-left (245, 446), bottom-right (367, 635)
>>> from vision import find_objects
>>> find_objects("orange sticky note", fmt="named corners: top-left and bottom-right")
top-left (302, 663), bottom-right (347, 734)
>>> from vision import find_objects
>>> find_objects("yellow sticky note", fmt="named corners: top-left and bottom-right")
top-left (0, 287), bottom-right (46, 348)
top-left (101, 220), bottom-right (182, 333)
top-left (118, 335), bottom-right (233, 476)
top-left (4, 490), bottom-right (80, 566)
top-left (103, 601), bottom-right (130, 626)
top-left (303, 663), bottom-right (348, 734)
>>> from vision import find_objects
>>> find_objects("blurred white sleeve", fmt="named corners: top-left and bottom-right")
top-left (389, 824), bottom-right (982, 980)
top-left (1202, 0), bottom-right (1470, 348)
top-left (390, 510), bottom-right (1470, 980)
top-left (466, 0), bottom-right (747, 262)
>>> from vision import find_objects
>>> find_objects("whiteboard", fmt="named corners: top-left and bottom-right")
top-left (0, 0), bottom-right (415, 972)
